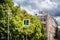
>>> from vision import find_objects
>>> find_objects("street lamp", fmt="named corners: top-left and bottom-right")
top-left (6, 9), bottom-right (11, 40)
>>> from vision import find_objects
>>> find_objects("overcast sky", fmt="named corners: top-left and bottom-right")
top-left (13, 0), bottom-right (60, 28)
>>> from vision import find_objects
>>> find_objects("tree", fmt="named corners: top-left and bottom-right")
top-left (0, 0), bottom-right (47, 40)
top-left (0, 0), bottom-right (14, 40)
top-left (8, 9), bottom-right (43, 40)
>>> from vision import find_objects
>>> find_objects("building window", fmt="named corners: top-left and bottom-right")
top-left (44, 18), bottom-right (46, 21)
top-left (43, 24), bottom-right (46, 32)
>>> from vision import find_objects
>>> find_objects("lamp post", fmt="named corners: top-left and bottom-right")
top-left (6, 9), bottom-right (11, 40)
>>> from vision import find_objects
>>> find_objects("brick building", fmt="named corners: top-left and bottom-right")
top-left (35, 12), bottom-right (58, 40)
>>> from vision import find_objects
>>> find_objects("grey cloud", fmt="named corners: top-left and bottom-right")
top-left (58, 22), bottom-right (60, 26)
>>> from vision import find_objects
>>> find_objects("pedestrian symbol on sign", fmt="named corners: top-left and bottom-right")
top-left (23, 19), bottom-right (30, 26)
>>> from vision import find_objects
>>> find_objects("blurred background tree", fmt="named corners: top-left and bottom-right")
top-left (0, 0), bottom-right (47, 40)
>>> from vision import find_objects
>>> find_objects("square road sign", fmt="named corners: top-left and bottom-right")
top-left (23, 19), bottom-right (30, 26)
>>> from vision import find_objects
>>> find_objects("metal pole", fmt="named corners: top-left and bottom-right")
top-left (6, 9), bottom-right (11, 40)
top-left (8, 13), bottom-right (9, 40)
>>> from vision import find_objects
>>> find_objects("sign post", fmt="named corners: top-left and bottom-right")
top-left (23, 19), bottom-right (30, 40)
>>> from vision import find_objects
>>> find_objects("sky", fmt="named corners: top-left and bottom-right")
top-left (13, 0), bottom-right (60, 28)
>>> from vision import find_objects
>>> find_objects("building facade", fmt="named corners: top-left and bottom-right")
top-left (35, 12), bottom-right (58, 40)
top-left (54, 28), bottom-right (60, 40)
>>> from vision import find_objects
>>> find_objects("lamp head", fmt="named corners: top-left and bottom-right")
top-left (5, 9), bottom-right (11, 15)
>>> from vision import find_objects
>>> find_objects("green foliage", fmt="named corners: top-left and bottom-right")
top-left (9, 10), bottom-right (43, 40)
top-left (0, 0), bottom-right (47, 40)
